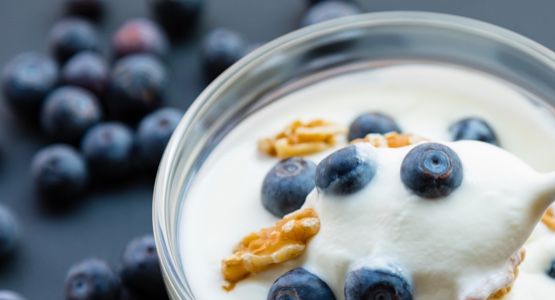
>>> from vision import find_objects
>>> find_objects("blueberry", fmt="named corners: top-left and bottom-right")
top-left (0, 291), bottom-right (25, 300)
top-left (268, 268), bottom-right (335, 300)
top-left (315, 144), bottom-right (375, 195)
top-left (61, 51), bottom-right (109, 98)
top-left (120, 235), bottom-right (168, 299)
top-left (1, 52), bottom-right (59, 119)
top-left (449, 117), bottom-right (499, 146)
top-left (201, 28), bottom-right (247, 81)
top-left (400, 143), bottom-right (463, 199)
top-left (65, 0), bottom-right (105, 20)
top-left (65, 258), bottom-right (121, 300)
top-left (81, 122), bottom-right (135, 181)
top-left (48, 18), bottom-right (99, 63)
top-left (0, 205), bottom-right (19, 258)
top-left (41, 86), bottom-right (103, 143)
top-left (344, 262), bottom-right (412, 300)
top-left (112, 18), bottom-right (169, 59)
top-left (348, 112), bottom-right (401, 141)
top-left (136, 107), bottom-right (183, 171)
top-left (261, 157), bottom-right (317, 217)
top-left (547, 260), bottom-right (555, 278)
top-left (149, 0), bottom-right (203, 35)
top-left (107, 54), bottom-right (168, 123)
top-left (30, 144), bottom-right (88, 202)
top-left (300, 1), bottom-right (362, 28)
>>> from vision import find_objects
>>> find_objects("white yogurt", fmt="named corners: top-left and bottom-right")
top-left (178, 64), bottom-right (555, 299)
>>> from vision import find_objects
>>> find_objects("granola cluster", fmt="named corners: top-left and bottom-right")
top-left (221, 208), bottom-right (320, 285)
top-left (541, 206), bottom-right (555, 231)
top-left (258, 119), bottom-right (347, 158)
top-left (350, 131), bottom-right (427, 148)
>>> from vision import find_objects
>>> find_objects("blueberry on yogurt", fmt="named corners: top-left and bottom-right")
top-left (547, 260), bottom-right (555, 279)
top-left (449, 117), bottom-right (499, 146)
top-left (268, 268), bottom-right (336, 300)
top-left (262, 157), bottom-right (316, 218)
top-left (348, 112), bottom-right (401, 141)
top-left (315, 144), bottom-right (375, 195)
top-left (344, 264), bottom-right (412, 300)
top-left (400, 143), bottom-right (463, 199)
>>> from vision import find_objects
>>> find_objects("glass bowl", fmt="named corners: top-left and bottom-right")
top-left (153, 11), bottom-right (555, 299)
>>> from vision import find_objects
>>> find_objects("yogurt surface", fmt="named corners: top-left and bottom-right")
top-left (178, 64), bottom-right (555, 299)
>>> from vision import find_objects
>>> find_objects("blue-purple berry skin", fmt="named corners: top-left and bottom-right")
top-left (65, 258), bottom-right (121, 300)
top-left (348, 112), bottom-right (401, 141)
top-left (112, 18), bottom-right (169, 59)
top-left (344, 267), bottom-right (413, 300)
top-left (315, 145), bottom-right (375, 195)
top-left (120, 235), bottom-right (168, 299)
top-left (0, 205), bottom-right (19, 258)
top-left (300, 1), bottom-right (361, 27)
top-left (400, 143), bottom-right (463, 199)
top-left (449, 117), bottom-right (499, 146)
top-left (48, 18), bottom-right (99, 63)
top-left (262, 157), bottom-right (317, 218)
top-left (0, 291), bottom-right (26, 300)
top-left (62, 52), bottom-right (109, 98)
top-left (136, 107), bottom-right (183, 171)
top-left (31, 144), bottom-right (88, 202)
top-left (1, 52), bottom-right (59, 120)
top-left (41, 86), bottom-right (103, 143)
top-left (107, 54), bottom-right (168, 123)
top-left (81, 122), bottom-right (135, 181)
top-left (201, 28), bottom-right (247, 81)
top-left (268, 268), bottom-right (336, 300)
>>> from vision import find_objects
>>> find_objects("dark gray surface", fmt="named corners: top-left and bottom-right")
top-left (0, 0), bottom-right (554, 298)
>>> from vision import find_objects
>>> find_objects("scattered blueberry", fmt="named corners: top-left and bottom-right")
top-left (449, 117), bottom-right (499, 146)
top-left (201, 28), bottom-right (247, 81)
top-left (65, 0), bottom-right (105, 20)
top-left (0, 205), bottom-right (19, 258)
top-left (547, 259), bottom-right (555, 279)
top-left (41, 86), bottom-right (103, 143)
top-left (81, 122), bottom-right (135, 181)
top-left (315, 144), bottom-right (375, 195)
top-left (1, 52), bottom-right (59, 119)
top-left (61, 51), bottom-right (109, 98)
top-left (65, 258), bottom-right (121, 300)
top-left (268, 268), bottom-right (335, 300)
top-left (107, 54), bottom-right (168, 123)
top-left (48, 18), bottom-right (99, 63)
top-left (120, 235), bottom-right (168, 299)
top-left (401, 143), bottom-right (463, 199)
top-left (300, 1), bottom-right (362, 27)
top-left (150, 0), bottom-right (203, 35)
top-left (344, 264), bottom-right (412, 300)
top-left (261, 157), bottom-right (317, 217)
top-left (348, 112), bottom-right (401, 141)
top-left (112, 18), bottom-right (169, 59)
top-left (30, 144), bottom-right (88, 202)
top-left (0, 291), bottom-right (25, 300)
top-left (136, 107), bottom-right (184, 171)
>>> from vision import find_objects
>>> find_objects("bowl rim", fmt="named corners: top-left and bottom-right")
top-left (152, 10), bottom-right (555, 298)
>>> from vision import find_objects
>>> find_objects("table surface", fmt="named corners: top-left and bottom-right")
top-left (1, 0), bottom-right (555, 298)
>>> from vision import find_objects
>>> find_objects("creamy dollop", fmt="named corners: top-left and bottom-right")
top-left (302, 141), bottom-right (555, 299)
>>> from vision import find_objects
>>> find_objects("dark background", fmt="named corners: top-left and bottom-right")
top-left (0, 0), bottom-right (554, 298)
